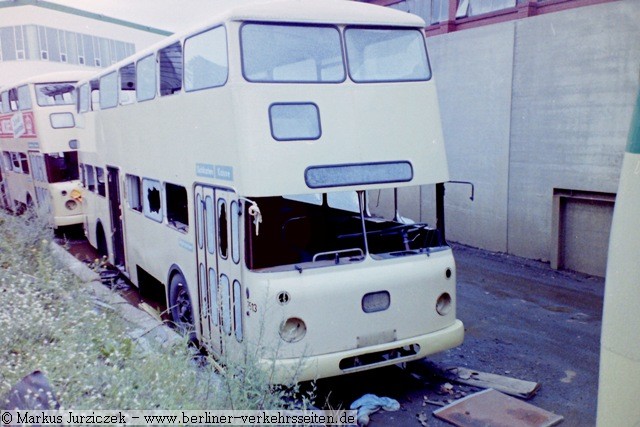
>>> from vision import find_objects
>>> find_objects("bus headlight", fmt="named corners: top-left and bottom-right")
top-left (65, 200), bottom-right (78, 211)
top-left (436, 292), bottom-right (452, 316)
top-left (279, 317), bottom-right (306, 343)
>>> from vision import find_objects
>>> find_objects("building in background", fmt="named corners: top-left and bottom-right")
top-left (2, 0), bottom-right (637, 277)
top-left (0, 0), bottom-right (170, 85)
top-left (363, 0), bottom-right (638, 277)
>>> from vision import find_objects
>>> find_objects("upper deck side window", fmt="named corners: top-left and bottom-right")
top-left (78, 83), bottom-right (90, 113)
top-left (7, 89), bottom-right (19, 111)
top-left (0, 92), bottom-right (7, 113)
top-left (240, 23), bottom-right (345, 83)
top-left (99, 72), bottom-right (118, 109)
top-left (136, 54), bottom-right (156, 102)
top-left (35, 82), bottom-right (76, 107)
top-left (159, 42), bottom-right (183, 96)
top-left (119, 62), bottom-right (136, 105)
top-left (184, 25), bottom-right (228, 91)
top-left (344, 27), bottom-right (431, 83)
top-left (17, 85), bottom-right (32, 110)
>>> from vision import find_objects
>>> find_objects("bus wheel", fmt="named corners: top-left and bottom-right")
top-left (96, 224), bottom-right (108, 259)
top-left (169, 273), bottom-right (195, 335)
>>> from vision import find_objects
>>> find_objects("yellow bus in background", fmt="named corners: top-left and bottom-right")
top-left (0, 71), bottom-right (92, 227)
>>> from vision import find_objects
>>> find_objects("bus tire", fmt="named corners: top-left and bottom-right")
top-left (169, 272), bottom-right (195, 336)
top-left (96, 223), bottom-right (108, 259)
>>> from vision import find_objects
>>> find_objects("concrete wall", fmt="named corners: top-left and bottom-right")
top-left (426, 0), bottom-right (640, 273)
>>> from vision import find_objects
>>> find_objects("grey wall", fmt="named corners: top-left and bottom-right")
top-left (425, 0), bottom-right (640, 272)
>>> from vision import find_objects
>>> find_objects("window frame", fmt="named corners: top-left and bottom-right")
top-left (183, 25), bottom-right (229, 92)
top-left (344, 25), bottom-right (432, 84)
top-left (240, 22), bottom-right (346, 84)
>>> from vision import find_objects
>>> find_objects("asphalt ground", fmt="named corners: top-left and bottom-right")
top-left (314, 243), bottom-right (603, 426)
top-left (58, 229), bottom-right (603, 426)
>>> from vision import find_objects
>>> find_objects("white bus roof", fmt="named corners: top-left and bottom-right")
top-left (225, 0), bottom-right (427, 27)
top-left (1, 70), bottom-right (97, 89)
top-left (77, 0), bottom-right (426, 85)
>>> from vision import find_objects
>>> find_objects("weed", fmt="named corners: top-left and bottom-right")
top-left (0, 210), bottom-right (309, 411)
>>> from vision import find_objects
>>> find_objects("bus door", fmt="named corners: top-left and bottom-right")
top-left (194, 185), bottom-right (243, 356)
top-left (106, 166), bottom-right (126, 268)
top-left (28, 153), bottom-right (50, 214)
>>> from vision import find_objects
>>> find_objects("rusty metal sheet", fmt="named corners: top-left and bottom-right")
top-left (433, 388), bottom-right (564, 427)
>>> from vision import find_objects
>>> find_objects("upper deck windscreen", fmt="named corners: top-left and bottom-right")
top-left (345, 28), bottom-right (431, 82)
top-left (240, 23), bottom-right (431, 83)
top-left (35, 83), bottom-right (76, 107)
top-left (241, 23), bottom-right (345, 83)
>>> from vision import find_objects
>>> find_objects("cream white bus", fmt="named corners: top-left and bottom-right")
top-left (75, 0), bottom-right (464, 382)
top-left (0, 71), bottom-right (93, 227)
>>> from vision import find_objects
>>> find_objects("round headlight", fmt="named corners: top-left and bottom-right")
top-left (279, 317), bottom-right (307, 343)
top-left (65, 200), bottom-right (78, 210)
top-left (436, 292), bottom-right (452, 316)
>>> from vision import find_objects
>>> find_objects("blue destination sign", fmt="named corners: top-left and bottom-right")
top-left (215, 165), bottom-right (233, 181)
top-left (196, 163), bottom-right (234, 181)
top-left (196, 163), bottom-right (216, 178)
top-left (28, 141), bottom-right (40, 149)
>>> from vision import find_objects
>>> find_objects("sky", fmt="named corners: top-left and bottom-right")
top-left (48, 0), bottom-right (243, 33)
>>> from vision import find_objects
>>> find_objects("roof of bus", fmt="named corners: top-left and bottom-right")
top-left (225, 0), bottom-right (426, 27)
top-left (1, 70), bottom-right (98, 89)
top-left (76, 0), bottom-right (427, 85)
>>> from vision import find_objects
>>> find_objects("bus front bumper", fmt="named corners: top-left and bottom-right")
top-left (263, 319), bottom-right (464, 384)
top-left (53, 213), bottom-right (85, 228)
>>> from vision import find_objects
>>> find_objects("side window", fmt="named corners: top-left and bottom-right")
top-left (231, 200), bottom-right (240, 264)
top-left (142, 178), bottom-right (163, 222)
top-left (99, 72), bottom-right (118, 109)
top-left (11, 153), bottom-right (22, 173)
top-left (159, 42), bottom-right (183, 96)
top-left (205, 196), bottom-right (215, 255)
top-left (3, 152), bottom-right (13, 171)
top-left (220, 274), bottom-right (231, 336)
top-left (17, 85), bottom-right (32, 111)
top-left (9, 89), bottom-right (18, 111)
top-left (78, 84), bottom-right (90, 113)
top-left (79, 163), bottom-right (86, 187)
top-left (96, 167), bottom-right (106, 197)
top-left (233, 280), bottom-right (243, 342)
top-left (86, 165), bottom-right (96, 192)
top-left (209, 268), bottom-right (218, 326)
top-left (19, 153), bottom-right (29, 175)
top-left (119, 63), bottom-right (136, 105)
top-left (0, 92), bottom-right (7, 113)
top-left (136, 54), bottom-right (156, 102)
top-left (218, 198), bottom-right (228, 259)
top-left (166, 183), bottom-right (188, 232)
top-left (184, 26), bottom-right (228, 92)
top-left (196, 194), bottom-right (204, 248)
top-left (126, 174), bottom-right (142, 212)
top-left (90, 80), bottom-right (100, 111)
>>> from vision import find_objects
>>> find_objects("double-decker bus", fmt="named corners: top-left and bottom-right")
top-left (0, 71), bottom-right (93, 227)
top-left (75, 0), bottom-right (464, 382)
top-left (597, 78), bottom-right (640, 425)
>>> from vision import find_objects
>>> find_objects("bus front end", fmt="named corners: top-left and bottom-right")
top-left (241, 190), bottom-right (463, 383)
